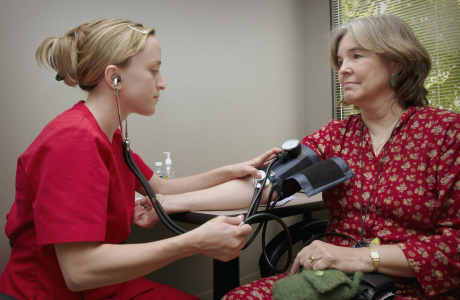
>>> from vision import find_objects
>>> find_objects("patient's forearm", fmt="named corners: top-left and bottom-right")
top-left (164, 176), bottom-right (277, 213)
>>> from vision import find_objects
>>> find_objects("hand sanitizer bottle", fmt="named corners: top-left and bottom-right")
top-left (163, 152), bottom-right (175, 180)
top-left (154, 162), bottom-right (164, 179)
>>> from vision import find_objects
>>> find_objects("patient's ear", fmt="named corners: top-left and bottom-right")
top-left (392, 60), bottom-right (403, 75)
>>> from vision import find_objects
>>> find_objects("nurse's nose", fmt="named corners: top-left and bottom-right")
top-left (157, 73), bottom-right (166, 90)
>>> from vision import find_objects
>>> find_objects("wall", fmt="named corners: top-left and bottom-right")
top-left (0, 0), bottom-right (332, 298)
top-left (305, 0), bottom-right (334, 135)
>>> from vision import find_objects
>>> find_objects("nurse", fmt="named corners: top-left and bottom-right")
top-left (0, 19), bottom-right (280, 299)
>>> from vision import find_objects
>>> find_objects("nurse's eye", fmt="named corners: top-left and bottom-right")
top-left (353, 54), bottom-right (362, 59)
top-left (337, 60), bottom-right (343, 67)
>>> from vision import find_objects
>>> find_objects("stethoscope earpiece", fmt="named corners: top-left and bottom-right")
top-left (114, 76), bottom-right (121, 89)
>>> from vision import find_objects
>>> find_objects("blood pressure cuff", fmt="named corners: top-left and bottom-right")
top-left (266, 145), bottom-right (354, 198)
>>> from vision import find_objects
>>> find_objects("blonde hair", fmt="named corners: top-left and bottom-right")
top-left (36, 19), bottom-right (155, 91)
top-left (329, 14), bottom-right (431, 107)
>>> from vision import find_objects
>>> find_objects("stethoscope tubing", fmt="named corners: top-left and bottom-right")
top-left (240, 156), bottom-right (293, 273)
top-left (122, 141), bottom-right (186, 235)
top-left (246, 158), bottom-right (278, 217)
top-left (241, 185), bottom-right (277, 249)
top-left (115, 78), bottom-right (186, 235)
top-left (115, 77), bottom-right (292, 269)
top-left (123, 132), bottom-right (292, 271)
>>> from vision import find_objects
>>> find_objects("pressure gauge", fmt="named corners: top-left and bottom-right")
top-left (279, 139), bottom-right (302, 162)
top-left (281, 139), bottom-right (301, 152)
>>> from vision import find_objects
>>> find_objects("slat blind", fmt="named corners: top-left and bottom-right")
top-left (331, 0), bottom-right (460, 119)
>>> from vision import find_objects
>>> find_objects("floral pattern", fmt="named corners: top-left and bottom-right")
top-left (223, 274), bottom-right (288, 300)
top-left (224, 106), bottom-right (460, 300)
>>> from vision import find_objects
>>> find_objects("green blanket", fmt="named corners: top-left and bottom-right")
top-left (272, 269), bottom-right (363, 300)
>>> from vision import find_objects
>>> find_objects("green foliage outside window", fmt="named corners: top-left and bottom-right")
top-left (332, 0), bottom-right (460, 117)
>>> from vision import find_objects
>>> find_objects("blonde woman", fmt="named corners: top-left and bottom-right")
top-left (0, 19), bottom-right (280, 299)
top-left (224, 14), bottom-right (460, 300)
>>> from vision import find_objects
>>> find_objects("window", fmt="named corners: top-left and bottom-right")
top-left (331, 0), bottom-right (460, 119)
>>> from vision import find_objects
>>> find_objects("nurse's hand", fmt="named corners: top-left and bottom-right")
top-left (230, 148), bottom-right (282, 179)
top-left (133, 196), bottom-right (159, 228)
top-left (193, 215), bottom-right (252, 262)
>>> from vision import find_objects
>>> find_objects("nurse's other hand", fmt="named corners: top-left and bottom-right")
top-left (193, 215), bottom-right (252, 262)
top-left (133, 196), bottom-right (160, 228)
top-left (231, 148), bottom-right (282, 179)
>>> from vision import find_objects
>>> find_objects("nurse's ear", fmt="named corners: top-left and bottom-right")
top-left (104, 65), bottom-right (122, 90)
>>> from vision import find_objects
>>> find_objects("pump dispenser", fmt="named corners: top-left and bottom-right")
top-left (163, 152), bottom-right (175, 180)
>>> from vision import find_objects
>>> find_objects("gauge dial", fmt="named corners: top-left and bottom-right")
top-left (281, 139), bottom-right (300, 151)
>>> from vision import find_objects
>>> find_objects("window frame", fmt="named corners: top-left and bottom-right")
top-left (330, 0), bottom-right (460, 120)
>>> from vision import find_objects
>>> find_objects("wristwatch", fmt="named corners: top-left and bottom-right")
top-left (368, 246), bottom-right (380, 272)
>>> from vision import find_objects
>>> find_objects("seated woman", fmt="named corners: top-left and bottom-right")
top-left (0, 19), bottom-right (280, 300)
top-left (224, 14), bottom-right (460, 300)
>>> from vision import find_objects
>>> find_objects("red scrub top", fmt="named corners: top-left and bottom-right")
top-left (0, 101), bottom-right (154, 299)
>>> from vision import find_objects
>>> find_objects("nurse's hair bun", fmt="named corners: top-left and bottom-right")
top-left (36, 19), bottom-right (155, 91)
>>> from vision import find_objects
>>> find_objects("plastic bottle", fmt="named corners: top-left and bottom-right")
top-left (154, 162), bottom-right (164, 179)
top-left (163, 152), bottom-right (175, 180)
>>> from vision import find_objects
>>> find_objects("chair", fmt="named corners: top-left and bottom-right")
top-left (259, 219), bottom-right (328, 278)
top-left (258, 219), bottom-right (398, 299)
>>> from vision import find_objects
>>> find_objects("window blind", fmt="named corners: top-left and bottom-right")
top-left (331, 0), bottom-right (460, 119)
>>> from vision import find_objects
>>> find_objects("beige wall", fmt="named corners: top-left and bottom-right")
top-left (0, 0), bottom-right (332, 298)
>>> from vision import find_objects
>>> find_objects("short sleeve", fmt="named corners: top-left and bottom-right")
top-left (132, 151), bottom-right (153, 191)
top-left (26, 120), bottom-right (112, 245)
top-left (301, 119), bottom-right (346, 160)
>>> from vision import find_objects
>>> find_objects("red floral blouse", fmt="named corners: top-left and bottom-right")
top-left (300, 106), bottom-right (460, 299)
top-left (224, 106), bottom-right (460, 300)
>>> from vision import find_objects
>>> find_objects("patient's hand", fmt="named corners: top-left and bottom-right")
top-left (231, 147), bottom-right (281, 179)
top-left (290, 240), bottom-right (372, 275)
top-left (133, 196), bottom-right (161, 228)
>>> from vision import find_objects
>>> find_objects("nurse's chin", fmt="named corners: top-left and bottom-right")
top-left (137, 107), bottom-right (156, 117)
top-left (147, 108), bottom-right (156, 116)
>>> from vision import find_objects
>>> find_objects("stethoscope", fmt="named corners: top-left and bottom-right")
top-left (114, 76), bottom-right (296, 272)
top-left (114, 77), bottom-right (186, 235)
